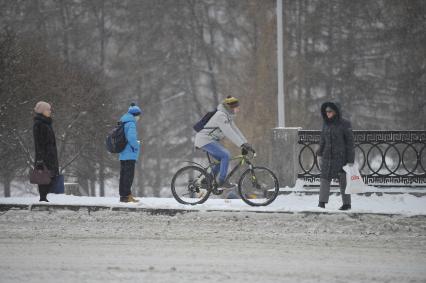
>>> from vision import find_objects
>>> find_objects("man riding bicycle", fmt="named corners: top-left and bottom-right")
top-left (194, 96), bottom-right (254, 190)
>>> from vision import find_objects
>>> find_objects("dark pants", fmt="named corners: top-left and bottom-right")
top-left (119, 160), bottom-right (136, 197)
top-left (38, 183), bottom-right (51, 200)
top-left (319, 172), bottom-right (351, 205)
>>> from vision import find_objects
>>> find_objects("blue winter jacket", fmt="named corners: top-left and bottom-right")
top-left (119, 113), bottom-right (140, 161)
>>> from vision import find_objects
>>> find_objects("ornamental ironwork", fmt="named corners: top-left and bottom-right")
top-left (298, 130), bottom-right (426, 187)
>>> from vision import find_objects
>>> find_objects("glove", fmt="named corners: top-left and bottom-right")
top-left (316, 156), bottom-right (322, 165)
top-left (241, 143), bottom-right (255, 155)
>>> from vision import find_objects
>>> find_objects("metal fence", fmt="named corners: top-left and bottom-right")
top-left (298, 130), bottom-right (426, 187)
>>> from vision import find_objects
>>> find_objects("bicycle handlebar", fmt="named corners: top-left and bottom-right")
top-left (241, 147), bottom-right (256, 155)
top-left (241, 150), bottom-right (256, 160)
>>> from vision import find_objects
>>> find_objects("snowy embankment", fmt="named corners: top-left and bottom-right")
top-left (1, 193), bottom-right (426, 216)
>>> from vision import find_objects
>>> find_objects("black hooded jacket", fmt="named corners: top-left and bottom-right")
top-left (33, 114), bottom-right (59, 176)
top-left (317, 102), bottom-right (355, 180)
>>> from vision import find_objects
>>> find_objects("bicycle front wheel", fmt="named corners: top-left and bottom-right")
top-left (171, 166), bottom-right (212, 205)
top-left (238, 166), bottom-right (279, 206)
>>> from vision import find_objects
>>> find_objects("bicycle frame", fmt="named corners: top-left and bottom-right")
top-left (206, 152), bottom-right (257, 184)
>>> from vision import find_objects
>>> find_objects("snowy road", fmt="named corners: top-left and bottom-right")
top-left (1, 210), bottom-right (425, 283)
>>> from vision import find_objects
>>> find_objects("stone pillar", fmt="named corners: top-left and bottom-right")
top-left (271, 127), bottom-right (301, 188)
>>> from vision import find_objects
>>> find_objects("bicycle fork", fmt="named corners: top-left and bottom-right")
top-left (248, 164), bottom-right (261, 189)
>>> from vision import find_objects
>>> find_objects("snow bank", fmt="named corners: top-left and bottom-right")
top-left (1, 193), bottom-right (425, 216)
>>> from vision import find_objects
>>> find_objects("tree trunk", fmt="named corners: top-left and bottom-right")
top-left (326, 0), bottom-right (334, 97)
top-left (191, 2), bottom-right (220, 106)
top-left (97, 0), bottom-right (106, 197)
top-left (90, 178), bottom-right (96, 196)
top-left (79, 178), bottom-right (89, 196)
top-left (153, 145), bottom-right (162, 197)
top-left (58, 0), bottom-right (70, 63)
top-left (136, 159), bottom-right (145, 197)
top-left (3, 175), bottom-right (12, 197)
top-left (99, 157), bottom-right (105, 197)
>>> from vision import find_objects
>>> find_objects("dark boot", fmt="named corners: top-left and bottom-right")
top-left (339, 204), bottom-right (351, 211)
top-left (38, 185), bottom-right (50, 202)
top-left (318, 202), bottom-right (326, 208)
top-left (120, 196), bottom-right (129, 203)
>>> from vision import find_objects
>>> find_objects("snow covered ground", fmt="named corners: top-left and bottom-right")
top-left (0, 209), bottom-right (425, 283)
top-left (1, 193), bottom-right (426, 216)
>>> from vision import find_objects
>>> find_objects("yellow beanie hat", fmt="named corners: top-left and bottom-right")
top-left (223, 96), bottom-right (239, 108)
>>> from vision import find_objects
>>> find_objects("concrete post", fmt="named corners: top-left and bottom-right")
top-left (271, 127), bottom-right (301, 188)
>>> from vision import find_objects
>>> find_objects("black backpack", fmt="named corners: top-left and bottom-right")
top-left (106, 121), bottom-right (128, 153)
top-left (193, 110), bottom-right (217, 132)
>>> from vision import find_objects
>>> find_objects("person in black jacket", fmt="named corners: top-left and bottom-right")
top-left (317, 102), bottom-right (355, 210)
top-left (33, 101), bottom-right (59, 202)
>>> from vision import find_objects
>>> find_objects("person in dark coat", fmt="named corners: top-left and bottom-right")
top-left (317, 102), bottom-right (355, 210)
top-left (33, 101), bottom-right (59, 202)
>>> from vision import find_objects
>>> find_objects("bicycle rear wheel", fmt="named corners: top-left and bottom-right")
top-left (171, 166), bottom-right (212, 205)
top-left (238, 166), bottom-right (279, 206)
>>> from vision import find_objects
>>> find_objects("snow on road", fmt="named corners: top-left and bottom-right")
top-left (1, 193), bottom-right (426, 215)
top-left (1, 193), bottom-right (426, 282)
top-left (0, 209), bottom-right (425, 283)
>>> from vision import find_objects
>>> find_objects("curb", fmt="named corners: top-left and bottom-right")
top-left (276, 191), bottom-right (426, 197)
top-left (1, 203), bottom-right (425, 218)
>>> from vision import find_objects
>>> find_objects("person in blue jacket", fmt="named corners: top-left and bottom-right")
top-left (119, 103), bottom-right (142, 203)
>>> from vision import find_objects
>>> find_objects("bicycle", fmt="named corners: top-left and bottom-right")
top-left (171, 150), bottom-right (280, 206)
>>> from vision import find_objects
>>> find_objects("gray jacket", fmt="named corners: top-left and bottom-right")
top-left (194, 104), bottom-right (248, 148)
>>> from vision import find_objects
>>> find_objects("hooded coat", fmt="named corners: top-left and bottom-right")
top-left (317, 102), bottom-right (355, 180)
top-left (119, 113), bottom-right (140, 161)
top-left (33, 114), bottom-right (59, 176)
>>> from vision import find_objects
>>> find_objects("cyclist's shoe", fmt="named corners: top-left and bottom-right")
top-left (338, 204), bottom-right (351, 211)
top-left (217, 180), bottom-right (236, 190)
